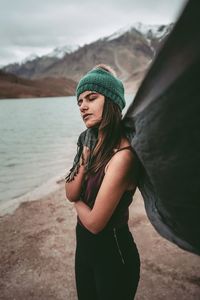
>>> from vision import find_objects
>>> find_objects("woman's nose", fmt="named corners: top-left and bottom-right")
top-left (80, 101), bottom-right (88, 111)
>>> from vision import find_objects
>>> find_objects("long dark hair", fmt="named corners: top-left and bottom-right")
top-left (87, 98), bottom-right (126, 174)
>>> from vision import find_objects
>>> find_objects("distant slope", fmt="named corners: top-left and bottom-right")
top-left (0, 71), bottom-right (76, 99)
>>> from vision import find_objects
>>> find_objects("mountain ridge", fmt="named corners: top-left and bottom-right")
top-left (1, 23), bottom-right (173, 97)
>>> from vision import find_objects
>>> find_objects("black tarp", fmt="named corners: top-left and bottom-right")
top-left (124, 0), bottom-right (200, 255)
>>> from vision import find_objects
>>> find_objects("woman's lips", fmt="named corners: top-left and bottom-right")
top-left (83, 114), bottom-right (92, 120)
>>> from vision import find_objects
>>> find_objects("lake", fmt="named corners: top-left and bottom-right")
top-left (0, 95), bottom-right (134, 204)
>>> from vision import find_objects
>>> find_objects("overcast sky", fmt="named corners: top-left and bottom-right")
top-left (0, 0), bottom-right (188, 66)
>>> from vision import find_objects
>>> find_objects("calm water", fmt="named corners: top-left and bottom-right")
top-left (0, 95), bottom-right (134, 203)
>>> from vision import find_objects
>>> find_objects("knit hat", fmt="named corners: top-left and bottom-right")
top-left (76, 68), bottom-right (126, 111)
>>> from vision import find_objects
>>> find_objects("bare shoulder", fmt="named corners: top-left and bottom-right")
top-left (105, 148), bottom-right (135, 174)
top-left (114, 148), bottom-right (134, 163)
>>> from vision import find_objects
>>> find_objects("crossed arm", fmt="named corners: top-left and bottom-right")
top-left (65, 148), bottom-right (135, 234)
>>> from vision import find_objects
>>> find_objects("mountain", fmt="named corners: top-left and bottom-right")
top-left (0, 70), bottom-right (76, 99)
top-left (46, 45), bottom-right (79, 59)
top-left (2, 23), bottom-right (173, 95)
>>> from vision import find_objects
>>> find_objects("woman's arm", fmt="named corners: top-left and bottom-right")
top-left (65, 146), bottom-right (90, 202)
top-left (74, 150), bottom-right (135, 234)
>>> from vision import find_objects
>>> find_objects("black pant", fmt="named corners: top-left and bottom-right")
top-left (75, 222), bottom-right (140, 300)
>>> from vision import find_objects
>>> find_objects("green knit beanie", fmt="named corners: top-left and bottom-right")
top-left (76, 68), bottom-right (126, 111)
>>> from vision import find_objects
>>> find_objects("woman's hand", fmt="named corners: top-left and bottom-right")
top-left (65, 146), bottom-right (91, 202)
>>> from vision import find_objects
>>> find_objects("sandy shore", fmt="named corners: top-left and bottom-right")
top-left (0, 181), bottom-right (200, 300)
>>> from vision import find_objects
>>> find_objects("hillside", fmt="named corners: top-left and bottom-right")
top-left (0, 71), bottom-right (76, 99)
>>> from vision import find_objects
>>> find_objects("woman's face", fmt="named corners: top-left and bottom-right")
top-left (77, 91), bottom-right (105, 128)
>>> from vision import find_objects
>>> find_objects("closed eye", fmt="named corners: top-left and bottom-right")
top-left (89, 96), bottom-right (97, 101)
top-left (89, 93), bottom-right (98, 101)
top-left (77, 99), bottom-right (82, 106)
top-left (77, 92), bottom-right (98, 106)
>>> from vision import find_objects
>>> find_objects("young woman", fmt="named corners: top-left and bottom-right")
top-left (65, 64), bottom-right (141, 300)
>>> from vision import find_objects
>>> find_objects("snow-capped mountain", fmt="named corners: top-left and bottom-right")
top-left (133, 22), bottom-right (173, 39)
top-left (2, 22), bottom-right (173, 93)
top-left (46, 44), bottom-right (79, 59)
top-left (21, 53), bottom-right (39, 64)
top-left (4, 44), bottom-right (79, 71)
top-left (106, 22), bottom-right (173, 42)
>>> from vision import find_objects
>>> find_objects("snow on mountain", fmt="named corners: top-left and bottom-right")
top-left (106, 22), bottom-right (173, 42)
top-left (21, 54), bottom-right (39, 64)
top-left (46, 45), bottom-right (79, 59)
top-left (105, 25), bottom-right (132, 41)
top-left (17, 45), bottom-right (79, 65)
top-left (134, 22), bottom-right (171, 38)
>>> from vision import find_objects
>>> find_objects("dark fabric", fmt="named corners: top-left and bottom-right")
top-left (77, 146), bottom-right (137, 230)
top-left (123, 0), bottom-right (200, 255)
top-left (75, 222), bottom-right (140, 300)
top-left (65, 128), bottom-right (98, 182)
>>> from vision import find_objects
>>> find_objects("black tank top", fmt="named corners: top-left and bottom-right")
top-left (77, 146), bottom-right (137, 230)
